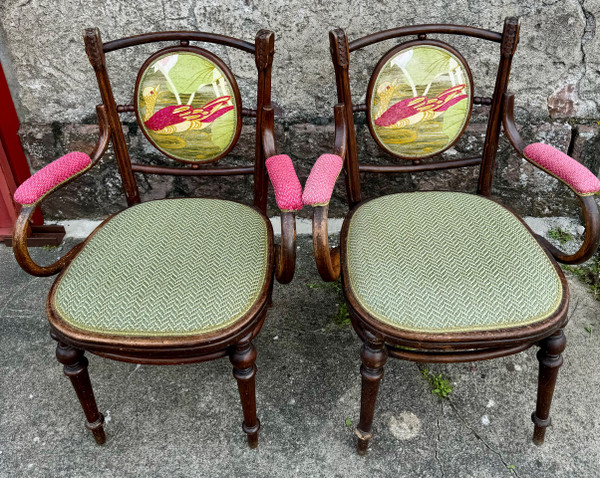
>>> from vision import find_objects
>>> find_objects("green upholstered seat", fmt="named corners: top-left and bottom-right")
top-left (345, 191), bottom-right (563, 334)
top-left (52, 198), bottom-right (270, 337)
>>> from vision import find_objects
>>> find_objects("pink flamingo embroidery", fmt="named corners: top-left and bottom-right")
top-left (142, 85), bottom-right (234, 135)
top-left (374, 84), bottom-right (468, 129)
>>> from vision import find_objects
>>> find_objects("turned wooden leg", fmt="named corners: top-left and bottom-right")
top-left (532, 329), bottom-right (566, 445)
top-left (230, 341), bottom-right (260, 449)
top-left (356, 338), bottom-right (388, 455)
top-left (55, 342), bottom-right (106, 445)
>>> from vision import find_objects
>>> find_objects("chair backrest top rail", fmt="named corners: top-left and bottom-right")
top-left (103, 31), bottom-right (255, 54)
top-left (349, 24), bottom-right (502, 52)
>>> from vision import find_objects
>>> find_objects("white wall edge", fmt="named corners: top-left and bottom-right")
top-left (48, 215), bottom-right (580, 240)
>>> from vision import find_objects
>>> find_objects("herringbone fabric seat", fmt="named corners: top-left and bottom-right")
top-left (52, 198), bottom-right (270, 337)
top-left (345, 191), bottom-right (563, 333)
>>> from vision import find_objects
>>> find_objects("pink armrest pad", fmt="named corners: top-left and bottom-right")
top-left (523, 143), bottom-right (600, 196)
top-left (302, 154), bottom-right (343, 206)
top-left (13, 152), bottom-right (92, 205)
top-left (265, 154), bottom-right (303, 211)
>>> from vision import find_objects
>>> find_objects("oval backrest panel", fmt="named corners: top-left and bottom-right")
top-left (135, 47), bottom-right (242, 163)
top-left (367, 41), bottom-right (473, 160)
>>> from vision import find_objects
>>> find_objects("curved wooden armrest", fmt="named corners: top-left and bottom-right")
top-left (503, 93), bottom-right (600, 264)
top-left (12, 105), bottom-right (110, 277)
top-left (312, 205), bottom-right (340, 281)
top-left (275, 211), bottom-right (297, 284)
top-left (13, 205), bottom-right (85, 276)
top-left (262, 105), bottom-right (301, 283)
top-left (534, 195), bottom-right (600, 265)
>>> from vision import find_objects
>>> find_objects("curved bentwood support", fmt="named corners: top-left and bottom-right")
top-left (12, 105), bottom-right (111, 277)
top-left (503, 93), bottom-right (600, 264)
top-left (103, 31), bottom-right (256, 54)
top-left (262, 106), bottom-right (298, 284)
top-left (311, 104), bottom-right (346, 282)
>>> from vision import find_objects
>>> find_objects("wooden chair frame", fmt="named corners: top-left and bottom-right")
top-left (12, 29), bottom-right (297, 448)
top-left (310, 18), bottom-right (599, 454)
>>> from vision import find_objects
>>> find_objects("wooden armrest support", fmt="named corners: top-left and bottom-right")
top-left (304, 104), bottom-right (348, 281)
top-left (13, 205), bottom-right (84, 276)
top-left (503, 93), bottom-right (600, 264)
top-left (262, 105), bottom-right (300, 283)
top-left (12, 105), bottom-right (110, 276)
top-left (312, 205), bottom-right (340, 281)
top-left (275, 211), bottom-right (297, 284)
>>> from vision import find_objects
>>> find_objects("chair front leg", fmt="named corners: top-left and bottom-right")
top-left (55, 342), bottom-right (106, 445)
top-left (532, 329), bottom-right (566, 445)
top-left (230, 340), bottom-right (260, 449)
top-left (356, 336), bottom-right (388, 455)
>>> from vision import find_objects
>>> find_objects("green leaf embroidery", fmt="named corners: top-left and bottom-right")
top-left (442, 98), bottom-right (468, 140)
top-left (210, 110), bottom-right (235, 151)
top-left (169, 54), bottom-right (217, 95)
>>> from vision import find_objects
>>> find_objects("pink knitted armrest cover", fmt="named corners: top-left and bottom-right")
top-left (265, 154), bottom-right (303, 211)
top-left (13, 152), bottom-right (92, 206)
top-left (523, 143), bottom-right (600, 196)
top-left (302, 154), bottom-right (343, 206)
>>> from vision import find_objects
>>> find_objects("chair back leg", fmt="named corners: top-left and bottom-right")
top-left (55, 342), bottom-right (106, 445)
top-left (230, 340), bottom-right (260, 448)
top-left (356, 337), bottom-right (388, 455)
top-left (532, 328), bottom-right (566, 445)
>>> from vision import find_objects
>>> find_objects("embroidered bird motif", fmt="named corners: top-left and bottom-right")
top-left (374, 83), bottom-right (468, 129)
top-left (142, 85), bottom-right (234, 134)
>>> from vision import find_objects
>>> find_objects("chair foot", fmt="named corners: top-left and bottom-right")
top-left (532, 329), bottom-right (566, 445)
top-left (356, 337), bottom-right (388, 455)
top-left (55, 342), bottom-right (106, 445)
top-left (230, 341), bottom-right (260, 449)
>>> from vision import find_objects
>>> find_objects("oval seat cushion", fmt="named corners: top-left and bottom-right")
top-left (52, 198), bottom-right (270, 337)
top-left (344, 191), bottom-right (563, 333)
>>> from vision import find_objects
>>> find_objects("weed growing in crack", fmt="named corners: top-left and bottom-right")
top-left (307, 278), bottom-right (350, 326)
top-left (562, 254), bottom-right (600, 300)
top-left (420, 368), bottom-right (453, 399)
top-left (548, 227), bottom-right (573, 245)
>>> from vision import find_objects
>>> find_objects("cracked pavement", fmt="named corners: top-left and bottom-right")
top-left (1, 235), bottom-right (600, 477)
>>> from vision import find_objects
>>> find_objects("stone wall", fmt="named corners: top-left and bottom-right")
top-left (1, 0), bottom-right (599, 219)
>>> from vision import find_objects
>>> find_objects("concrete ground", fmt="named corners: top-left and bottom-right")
top-left (1, 231), bottom-right (600, 478)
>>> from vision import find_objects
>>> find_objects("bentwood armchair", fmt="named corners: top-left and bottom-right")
top-left (12, 29), bottom-right (303, 448)
top-left (303, 18), bottom-right (600, 454)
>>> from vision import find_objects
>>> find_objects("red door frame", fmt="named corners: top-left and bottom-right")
top-left (0, 60), bottom-right (64, 246)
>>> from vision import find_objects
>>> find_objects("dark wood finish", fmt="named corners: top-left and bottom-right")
top-left (365, 39), bottom-right (474, 161)
top-left (55, 341), bottom-right (106, 445)
top-left (311, 19), bottom-right (586, 454)
top-left (253, 30), bottom-right (275, 213)
top-left (130, 164), bottom-right (254, 176)
top-left (230, 339), bottom-right (260, 448)
top-left (3, 224), bottom-right (65, 247)
top-left (348, 24), bottom-right (503, 52)
top-left (532, 329), bottom-right (566, 445)
top-left (103, 31), bottom-right (255, 54)
top-left (359, 157), bottom-right (481, 174)
top-left (84, 28), bottom-right (141, 206)
top-left (477, 17), bottom-right (520, 196)
top-left (13, 28), bottom-right (295, 449)
top-left (503, 92), bottom-right (600, 264)
top-left (12, 105), bottom-right (110, 276)
top-left (330, 29), bottom-right (361, 208)
top-left (312, 205), bottom-right (340, 282)
top-left (356, 335), bottom-right (388, 455)
top-left (133, 45), bottom-right (243, 165)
